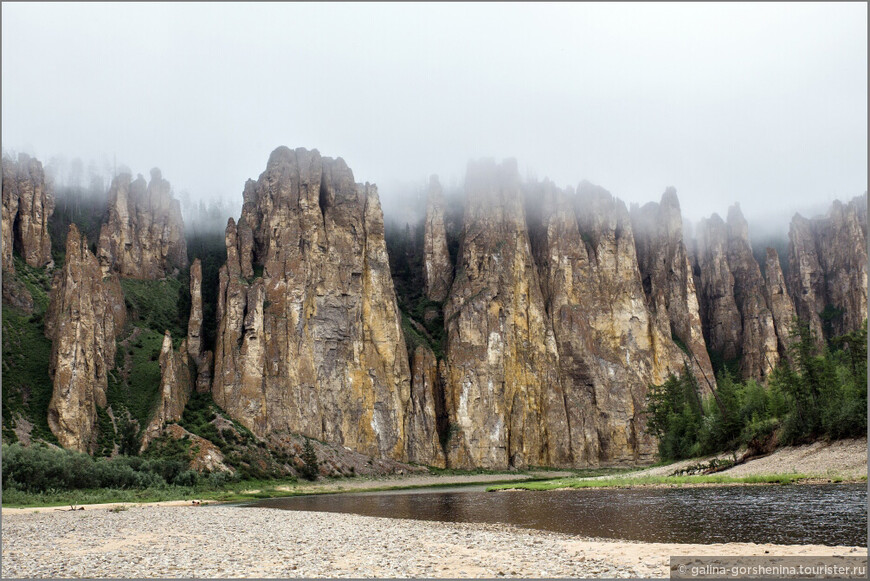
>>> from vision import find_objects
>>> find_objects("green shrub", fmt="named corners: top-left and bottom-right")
top-left (299, 439), bottom-right (319, 481)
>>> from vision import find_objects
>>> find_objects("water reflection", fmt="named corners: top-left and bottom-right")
top-left (245, 483), bottom-right (867, 546)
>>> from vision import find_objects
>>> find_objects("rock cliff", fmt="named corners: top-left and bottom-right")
top-left (630, 189), bottom-right (716, 393)
top-left (443, 160), bottom-right (569, 469)
top-left (212, 147), bottom-right (430, 461)
top-left (97, 169), bottom-right (187, 279)
top-left (1, 153), bottom-right (54, 272)
top-left (407, 345), bottom-right (446, 467)
top-left (423, 175), bottom-right (453, 302)
top-left (763, 247), bottom-right (797, 357)
top-left (44, 225), bottom-right (125, 453)
top-left (692, 206), bottom-right (782, 380)
top-left (787, 195), bottom-right (868, 340)
top-left (141, 331), bottom-right (193, 451)
top-left (527, 179), bottom-right (688, 466)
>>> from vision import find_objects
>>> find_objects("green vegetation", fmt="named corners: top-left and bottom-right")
top-left (299, 439), bottom-right (319, 481)
top-left (106, 327), bottom-right (165, 436)
top-left (1, 261), bottom-right (57, 445)
top-left (185, 230), bottom-right (226, 353)
top-left (646, 319), bottom-right (867, 462)
top-left (120, 277), bottom-right (188, 341)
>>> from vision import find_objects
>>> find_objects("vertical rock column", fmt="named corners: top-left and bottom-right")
top-left (45, 225), bottom-right (125, 453)
top-left (630, 188), bottom-right (717, 393)
top-left (423, 175), bottom-right (454, 302)
top-left (443, 160), bottom-right (570, 469)
top-left (1, 153), bottom-right (55, 272)
top-left (212, 147), bottom-right (425, 462)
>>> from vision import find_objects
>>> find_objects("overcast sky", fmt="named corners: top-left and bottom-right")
top-left (2, 2), bottom-right (866, 230)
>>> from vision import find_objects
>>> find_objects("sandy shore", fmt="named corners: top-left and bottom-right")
top-left (607, 438), bottom-right (868, 481)
top-left (2, 505), bottom-right (864, 578)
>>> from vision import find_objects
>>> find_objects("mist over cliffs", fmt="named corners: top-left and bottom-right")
top-left (1, 148), bottom-right (866, 470)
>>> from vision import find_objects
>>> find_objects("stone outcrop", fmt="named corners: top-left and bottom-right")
top-left (422, 175), bottom-right (453, 302)
top-left (526, 179), bottom-right (687, 467)
top-left (630, 189), bottom-right (716, 393)
top-left (2, 153), bottom-right (54, 272)
top-left (692, 206), bottom-right (780, 380)
top-left (406, 345), bottom-right (446, 467)
top-left (763, 247), bottom-right (797, 357)
top-left (186, 258), bottom-right (213, 392)
top-left (442, 161), bottom-right (570, 470)
top-left (787, 195), bottom-right (868, 341)
top-left (141, 331), bottom-right (193, 451)
top-left (97, 168), bottom-right (187, 279)
top-left (212, 147), bottom-right (428, 461)
top-left (45, 225), bottom-right (125, 453)
top-left (725, 205), bottom-right (779, 380)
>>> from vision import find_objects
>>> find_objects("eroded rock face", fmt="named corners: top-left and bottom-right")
top-left (1, 153), bottom-right (54, 272)
top-left (45, 225), bottom-right (125, 453)
top-left (526, 180), bottom-right (686, 467)
top-left (141, 332), bottom-right (193, 451)
top-left (97, 169), bottom-right (187, 279)
top-left (443, 161), bottom-right (570, 469)
top-left (423, 175), bottom-right (453, 302)
top-left (725, 206), bottom-right (779, 380)
top-left (187, 258), bottom-right (204, 363)
top-left (787, 195), bottom-right (868, 341)
top-left (764, 247), bottom-right (797, 357)
top-left (631, 189), bottom-right (717, 393)
top-left (406, 345), bottom-right (446, 467)
top-left (212, 147), bottom-right (425, 461)
top-left (694, 214), bottom-right (743, 364)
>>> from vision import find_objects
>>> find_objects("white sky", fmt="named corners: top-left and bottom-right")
top-left (2, 2), bottom-right (866, 228)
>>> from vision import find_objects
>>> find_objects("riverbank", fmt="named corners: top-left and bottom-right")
top-left (2, 505), bottom-right (863, 578)
top-left (491, 438), bottom-right (868, 491)
top-left (1, 470), bottom-right (571, 512)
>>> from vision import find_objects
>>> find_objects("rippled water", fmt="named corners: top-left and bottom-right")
top-left (245, 483), bottom-right (867, 546)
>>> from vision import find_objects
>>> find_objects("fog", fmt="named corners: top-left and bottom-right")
top-left (2, 3), bottom-right (866, 234)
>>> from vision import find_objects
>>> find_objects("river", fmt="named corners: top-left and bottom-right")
top-left (243, 483), bottom-right (867, 546)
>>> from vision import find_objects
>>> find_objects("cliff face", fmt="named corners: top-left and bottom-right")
top-left (141, 331), bottom-right (193, 451)
top-left (764, 247), bottom-right (797, 357)
top-left (630, 189), bottom-right (716, 393)
top-left (443, 160), bottom-right (569, 469)
top-left (527, 180), bottom-right (688, 466)
top-left (212, 147), bottom-right (429, 461)
top-left (725, 206), bottom-right (779, 380)
top-left (692, 207), bottom-right (783, 381)
top-left (407, 345), bottom-right (446, 467)
top-left (97, 169), bottom-right (187, 279)
top-left (423, 176), bottom-right (454, 302)
top-left (787, 195), bottom-right (868, 341)
top-left (44, 225), bottom-right (125, 453)
top-left (2, 153), bottom-right (55, 272)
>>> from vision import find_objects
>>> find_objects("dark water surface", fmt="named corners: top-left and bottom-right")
top-left (244, 483), bottom-right (867, 546)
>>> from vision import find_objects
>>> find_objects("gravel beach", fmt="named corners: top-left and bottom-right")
top-left (2, 504), bottom-right (864, 578)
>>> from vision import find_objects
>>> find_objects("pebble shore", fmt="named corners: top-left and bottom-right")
top-left (2, 505), bottom-right (862, 578)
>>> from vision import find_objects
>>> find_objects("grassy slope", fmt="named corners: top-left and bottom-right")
top-left (1, 259), bottom-right (57, 445)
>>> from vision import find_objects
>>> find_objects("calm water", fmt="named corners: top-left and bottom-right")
top-left (244, 483), bottom-right (867, 546)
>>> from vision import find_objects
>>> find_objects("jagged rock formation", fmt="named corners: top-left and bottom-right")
top-left (725, 205), bottom-right (779, 379)
top-left (212, 146), bottom-right (426, 461)
top-left (692, 206), bottom-right (780, 380)
top-left (763, 247), bottom-right (797, 357)
top-left (2, 153), bottom-right (54, 272)
top-left (787, 195), bottom-right (868, 340)
top-left (406, 345), bottom-right (446, 467)
top-left (141, 331), bottom-right (193, 451)
top-left (422, 175), bottom-right (453, 302)
top-left (44, 225), bottom-right (125, 453)
top-left (631, 188), bottom-right (716, 393)
top-left (442, 161), bottom-right (570, 469)
top-left (97, 168), bottom-right (187, 279)
top-left (186, 258), bottom-right (213, 392)
top-left (525, 179), bottom-right (687, 467)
